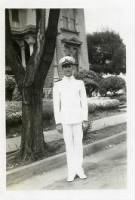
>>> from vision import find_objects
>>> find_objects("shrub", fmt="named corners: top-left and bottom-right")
top-left (6, 101), bottom-right (22, 125)
top-left (75, 70), bottom-right (101, 97)
top-left (6, 75), bottom-right (16, 100)
top-left (6, 112), bottom-right (22, 125)
top-left (6, 75), bottom-right (16, 90)
top-left (6, 100), bottom-right (54, 126)
top-left (87, 101), bottom-right (97, 113)
top-left (111, 94), bottom-right (126, 104)
top-left (6, 101), bottom-right (22, 113)
top-left (88, 97), bottom-right (120, 110)
top-left (116, 94), bottom-right (126, 102)
top-left (99, 76), bottom-right (126, 96)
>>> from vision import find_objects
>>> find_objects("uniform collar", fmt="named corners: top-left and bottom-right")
top-left (63, 75), bottom-right (75, 81)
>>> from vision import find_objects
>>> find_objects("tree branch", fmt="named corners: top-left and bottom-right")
top-left (35, 9), bottom-right (60, 88)
top-left (24, 9), bottom-right (46, 87)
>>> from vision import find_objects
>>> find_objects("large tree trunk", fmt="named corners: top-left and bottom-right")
top-left (20, 10), bottom-right (60, 161)
top-left (6, 9), bottom-right (60, 162)
top-left (20, 87), bottom-right (46, 161)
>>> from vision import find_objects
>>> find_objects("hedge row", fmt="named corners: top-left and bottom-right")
top-left (110, 94), bottom-right (126, 104)
top-left (6, 98), bottom-right (120, 125)
top-left (88, 97), bottom-right (120, 110)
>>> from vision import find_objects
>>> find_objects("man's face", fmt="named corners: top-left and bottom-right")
top-left (62, 64), bottom-right (73, 77)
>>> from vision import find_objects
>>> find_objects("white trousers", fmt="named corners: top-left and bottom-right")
top-left (63, 123), bottom-right (84, 178)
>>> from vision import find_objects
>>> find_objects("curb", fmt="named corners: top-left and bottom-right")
top-left (6, 131), bottom-right (126, 186)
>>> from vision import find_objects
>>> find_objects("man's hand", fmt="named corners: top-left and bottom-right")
top-left (56, 123), bottom-right (63, 134)
top-left (82, 120), bottom-right (89, 131)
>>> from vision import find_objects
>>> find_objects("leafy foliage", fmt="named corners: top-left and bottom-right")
top-left (6, 101), bottom-right (22, 125)
top-left (111, 45), bottom-right (126, 74)
top-left (98, 76), bottom-right (126, 96)
top-left (75, 70), bottom-right (101, 97)
top-left (87, 31), bottom-right (126, 74)
top-left (6, 75), bottom-right (16, 100)
top-left (88, 97), bottom-right (120, 110)
top-left (6, 75), bottom-right (16, 90)
top-left (6, 100), bottom-right (54, 125)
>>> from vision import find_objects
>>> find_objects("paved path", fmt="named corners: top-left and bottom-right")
top-left (7, 141), bottom-right (127, 190)
top-left (6, 113), bottom-right (126, 153)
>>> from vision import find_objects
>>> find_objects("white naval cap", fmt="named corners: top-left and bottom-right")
top-left (59, 56), bottom-right (75, 66)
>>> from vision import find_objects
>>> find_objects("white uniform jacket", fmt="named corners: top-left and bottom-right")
top-left (53, 76), bottom-right (88, 125)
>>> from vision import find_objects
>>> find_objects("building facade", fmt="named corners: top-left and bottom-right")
top-left (8, 9), bottom-right (89, 97)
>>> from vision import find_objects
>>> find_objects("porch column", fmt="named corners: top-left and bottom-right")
top-left (53, 48), bottom-right (59, 82)
top-left (29, 43), bottom-right (34, 56)
top-left (20, 41), bottom-right (26, 68)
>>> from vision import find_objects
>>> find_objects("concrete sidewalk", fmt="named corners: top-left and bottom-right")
top-left (7, 131), bottom-right (126, 186)
top-left (7, 141), bottom-right (127, 190)
top-left (6, 113), bottom-right (126, 153)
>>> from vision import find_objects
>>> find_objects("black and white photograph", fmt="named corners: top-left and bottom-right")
top-left (0, 0), bottom-right (135, 200)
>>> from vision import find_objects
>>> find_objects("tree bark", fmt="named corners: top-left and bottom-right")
top-left (20, 87), bottom-right (46, 161)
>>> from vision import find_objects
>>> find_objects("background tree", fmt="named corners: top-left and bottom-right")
top-left (87, 31), bottom-right (126, 74)
top-left (111, 45), bottom-right (126, 74)
top-left (6, 9), bottom-right (60, 162)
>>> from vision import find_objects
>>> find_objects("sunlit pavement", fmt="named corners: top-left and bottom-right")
top-left (8, 141), bottom-right (127, 190)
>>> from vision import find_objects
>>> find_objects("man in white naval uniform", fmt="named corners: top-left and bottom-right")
top-left (53, 56), bottom-right (88, 182)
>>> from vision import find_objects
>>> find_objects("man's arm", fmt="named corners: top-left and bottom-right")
top-left (56, 123), bottom-right (63, 133)
top-left (80, 81), bottom-right (88, 122)
top-left (79, 81), bottom-right (89, 130)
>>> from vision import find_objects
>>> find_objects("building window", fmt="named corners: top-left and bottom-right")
top-left (69, 18), bottom-right (76, 31)
top-left (72, 47), bottom-right (78, 64)
top-left (63, 16), bottom-right (69, 30)
top-left (11, 9), bottom-right (19, 23)
top-left (62, 16), bottom-right (76, 32)
top-left (64, 44), bottom-right (79, 65)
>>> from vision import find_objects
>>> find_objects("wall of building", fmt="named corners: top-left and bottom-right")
top-left (75, 9), bottom-right (89, 71)
top-left (9, 9), bottom-right (36, 30)
top-left (54, 9), bottom-right (89, 80)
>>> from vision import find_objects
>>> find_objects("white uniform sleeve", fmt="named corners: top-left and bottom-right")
top-left (53, 83), bottom-right (61, 124)
top-left (80, 81), bottom-right (88, 121)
